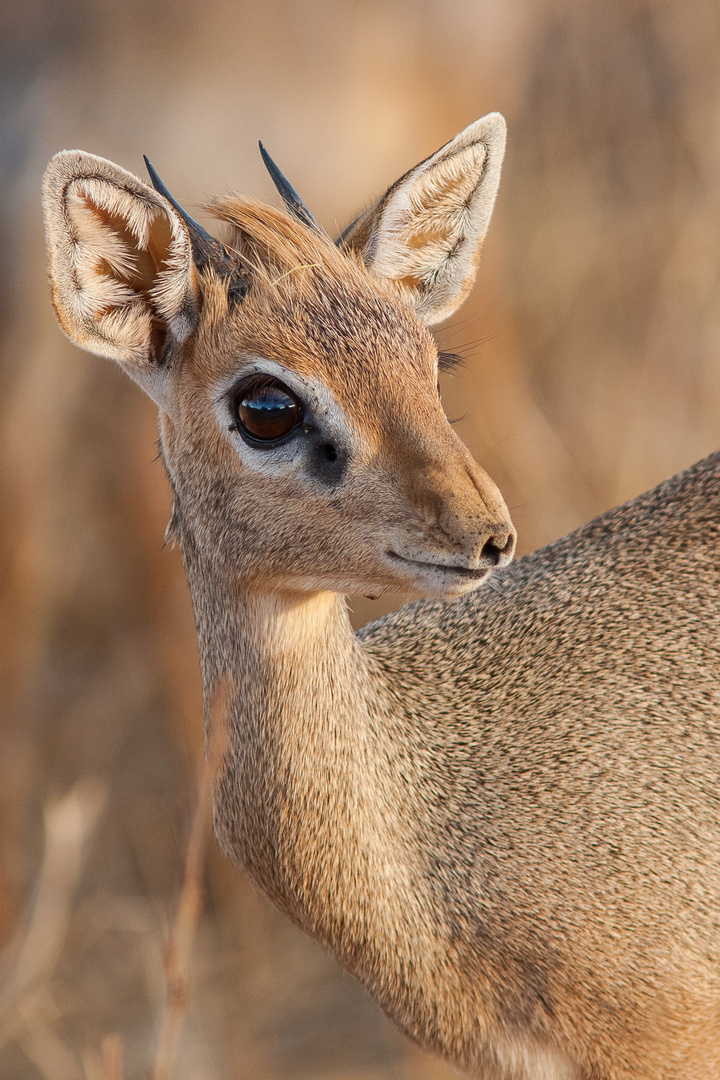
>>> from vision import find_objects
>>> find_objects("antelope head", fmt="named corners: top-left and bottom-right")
top-left (42, 114), bottom-right (515, 600)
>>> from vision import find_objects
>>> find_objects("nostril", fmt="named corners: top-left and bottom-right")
top-left (481, 528), bottom-right (516, 567)
top-left (481, 537), bottom-right (503, 566)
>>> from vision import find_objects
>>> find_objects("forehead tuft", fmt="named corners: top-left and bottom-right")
top-left (207, 195), bottom-right (344, 281)
top-left (204, 196), bottom-right (436, 382)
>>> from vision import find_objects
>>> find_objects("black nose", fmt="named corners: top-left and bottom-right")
top-left (480, 526), bottom-right (516, 567)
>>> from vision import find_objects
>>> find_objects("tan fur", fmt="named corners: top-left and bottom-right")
top-left (41, 120), bottom-right (720, 1080)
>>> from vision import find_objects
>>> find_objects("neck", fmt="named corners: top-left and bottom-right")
top-left (213, 589), bottom-right (373, 922)
top-left (184, 551), bottom-right (421, 972)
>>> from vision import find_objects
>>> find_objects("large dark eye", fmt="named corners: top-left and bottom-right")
top-left (230, 378), bottom-right (303, 445)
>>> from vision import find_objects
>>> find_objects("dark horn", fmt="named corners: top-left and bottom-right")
top-left (143, 155), bottom-right (231, 270)
top-left (258, 142), bottom-right (328, 237)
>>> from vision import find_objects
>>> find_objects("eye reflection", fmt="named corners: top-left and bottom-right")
top-left (231, 378), bottom-right (303, 444)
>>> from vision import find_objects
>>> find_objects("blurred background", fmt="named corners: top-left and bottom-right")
top-left (1, 0), bottom-right (720, 1077)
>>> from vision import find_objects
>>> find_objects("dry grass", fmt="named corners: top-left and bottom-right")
top-left (0, 691), bottom-right (228, 1080)
top-left (0, 780), bottom-right (107, 1080)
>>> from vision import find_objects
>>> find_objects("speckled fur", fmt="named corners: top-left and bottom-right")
top-left (42, 122), bottom-right (720, 1080)
top-left (357, 453), bottom-right (720, 1078)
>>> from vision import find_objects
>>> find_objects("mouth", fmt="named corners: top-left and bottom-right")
top-left (386, 551), bottom-right (490, 583)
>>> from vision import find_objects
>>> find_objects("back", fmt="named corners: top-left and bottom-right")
top-left (360, 451), bottom-right (720, 1075)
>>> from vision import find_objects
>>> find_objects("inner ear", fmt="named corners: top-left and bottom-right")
top-left (70, 190), bottom-right (177, 364)
top-left (403, 161), bottom-right (479, 250)
top-left (84, 197), bottom-right (173, 299)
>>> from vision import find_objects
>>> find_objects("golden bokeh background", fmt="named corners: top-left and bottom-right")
top-left (1, 1), bottom-right (720, 1077)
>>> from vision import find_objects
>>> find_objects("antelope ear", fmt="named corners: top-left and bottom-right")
top-left (42, 150), bottom-right (199, 408)
top-left (338, 113), bottom-right (506, 326)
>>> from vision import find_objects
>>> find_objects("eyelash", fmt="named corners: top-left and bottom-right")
top-left (437, 350), bottom-right (465, 373)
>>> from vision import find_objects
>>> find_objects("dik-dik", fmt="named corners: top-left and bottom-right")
top-left (42, 114), bottom-right (720, 1080)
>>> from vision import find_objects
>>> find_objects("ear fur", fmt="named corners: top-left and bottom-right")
top-left (42, 151), bottom-right (199, 405)
top-left (338, 113), bottom-right (507, 326)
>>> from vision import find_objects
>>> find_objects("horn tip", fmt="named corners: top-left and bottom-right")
top-left (143, 155), bottom-right (163, 193)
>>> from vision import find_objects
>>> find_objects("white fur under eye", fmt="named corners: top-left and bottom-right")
top-left (213, 358), bottom-right (368, 479)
